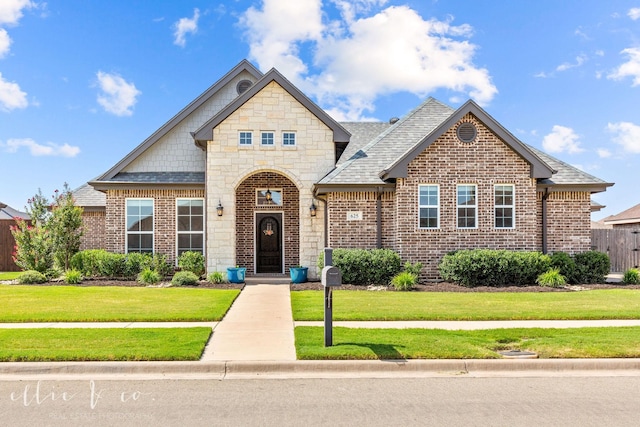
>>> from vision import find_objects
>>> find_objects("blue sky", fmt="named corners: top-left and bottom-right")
top-left (1, 1), bottom-right (639, 221)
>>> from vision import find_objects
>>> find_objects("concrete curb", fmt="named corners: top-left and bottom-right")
top-left (2, 359), bottom-right (640, 379)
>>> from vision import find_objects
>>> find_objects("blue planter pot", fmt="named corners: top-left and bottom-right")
top-left (290, 267), bottom-right (308, 284)
top-left (227, 267), bottom-right (247, 284)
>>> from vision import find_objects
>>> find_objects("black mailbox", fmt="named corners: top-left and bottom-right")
top-left (321, 266), bottom-right (342, 287)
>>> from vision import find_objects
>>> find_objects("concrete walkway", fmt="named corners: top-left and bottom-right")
top-left (201, 283), bottom-right (296, 361)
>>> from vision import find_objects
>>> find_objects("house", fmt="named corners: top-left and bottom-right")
top-left (75, 60), bottom-right (613, 280)
top-left (602, 203), bottom-right (640, 229)
top-left (0, 202), bottom-right (30, 271)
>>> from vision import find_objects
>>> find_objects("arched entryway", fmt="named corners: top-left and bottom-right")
top-left (236, 171), bottom-right (300, 275)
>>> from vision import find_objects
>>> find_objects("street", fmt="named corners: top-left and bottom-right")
top-left (1, 376), bottom-right (639, 426)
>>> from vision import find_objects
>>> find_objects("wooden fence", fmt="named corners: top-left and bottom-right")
top-left (0, 219), bottom-right (19, 271)
top-left (591, 228), bottom-right (640, 272)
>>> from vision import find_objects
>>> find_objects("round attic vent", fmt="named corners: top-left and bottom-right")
top-left (456, 122), bottom-right (477, 143)
top-left (236, 79), bottom-right (253, 95)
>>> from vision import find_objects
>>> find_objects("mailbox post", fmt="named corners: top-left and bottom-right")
top-left (322, 248), bottom-right (342, 347)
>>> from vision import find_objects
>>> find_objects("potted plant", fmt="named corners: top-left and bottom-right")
top-left (289, 265), bottom-right (308, 284)
top-left (226, 266), bottom-right (247, 283)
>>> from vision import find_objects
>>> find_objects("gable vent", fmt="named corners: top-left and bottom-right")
top-left (236, 79), bottom-right (253, 95)
top-left (456, 122), bottom-right (477, 143)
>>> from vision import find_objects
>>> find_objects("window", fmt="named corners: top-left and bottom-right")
top-left (177, 199), bottom-right (204, 256)
top-left (495, 185), bottom-right (515, 228)
top-left (418, 185), bottom-right (439, 228)
top-left (282, 132), bottom-right (296, 146)
top-left (126, 199), bottom-right (153, 253)
top-left (256, 189), bottom-right (282, 206)
top-left (239, 131), bottom-right (252, 146)
top-left (261, 132), bottom-right (274, 146)
top-left (457, 185), bottom-right (477, 228)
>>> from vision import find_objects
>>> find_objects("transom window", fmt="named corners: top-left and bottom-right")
top-left (261, 132), bottom-right (274, 145)
top-left (418, 185), bottom-right (439, 229)
top-left (282, 132), bottom-right (296, 146)
top-left (239, 131), bottom-right (252, 145)
top-left (126, 199), bottom-right (153, 253)
top-left (177, 199), bottom-right (204, 256)
top-left (495, 185), bottom-right (515, 228)
top-left (257, 189), bottom-right (282, 206)
top-left (457, 185), bottom-right (477, 229)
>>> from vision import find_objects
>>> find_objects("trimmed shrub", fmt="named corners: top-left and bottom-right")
top-left (149, 254), bottom-right (173, 278)
top-left (391, 271), bottom-right (417, 291)
top-left (17, 270), bottom-right (47, 284)
top-left (439, 249), bottom-right (551, 287)
top-left (137, 268), bottom-right (160, 285)
top-left (98, 252), bottom-right (126, 278)
top-left (207, 271), bottom-right (227, 284)
top-left (623, 268), bottom-right (640, 285)
top-left (317, 248), bottom-right (402, 285)
top-left (549, 252), bottom-right (578, 284)
top-left (536, 268), bottom-right (567, 288)
top-left (573, 251), bottom-right (610, 284)
top-left (178, 251), bottom-right (205, 277)
top-left (171, 271), bottom-right (199, 286)
top-left (63, 269), bottom-right (83, 285)
top-left (403, 261), bottom-right (423, 277)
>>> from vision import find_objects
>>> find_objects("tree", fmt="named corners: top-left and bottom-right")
top-left (49, 184), bottom-right (84, 271)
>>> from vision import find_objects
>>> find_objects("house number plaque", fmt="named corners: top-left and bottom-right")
top-left (346, 211), bottom-right (363, 221)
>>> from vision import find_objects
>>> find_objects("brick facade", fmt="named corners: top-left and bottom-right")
top-left (235, 172), bottom-right (300, 275)
top-left (537, 191), bottom-right (592, 254)
top-left (104, 188), bottom-right (205, 264)
top-left (79, 211), bottom-right (106, 250)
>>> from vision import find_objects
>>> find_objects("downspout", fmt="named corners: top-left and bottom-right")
top-left (542, 187), bottom-right (550, 254)
top-left (376, 187), bottom-right (382, 249)
top-left (314, 196), bottom-right (328, 248)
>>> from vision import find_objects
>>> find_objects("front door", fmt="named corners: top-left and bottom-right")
top-left (256, 213), bottom-right (283, 273)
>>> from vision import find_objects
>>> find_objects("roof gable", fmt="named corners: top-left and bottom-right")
top-left (96, 60), bottom-right (263, 181)
top-left (381, 100), bottom-right (555, 180)
top-left (192, 68), bottom-right (350, 147)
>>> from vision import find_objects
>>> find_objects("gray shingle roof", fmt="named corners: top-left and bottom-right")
top-left (0, 202), bottom-right (29, 220)
top-left (108, 172), bottom-right (205, 184)
top-left (72, 183), bottom-right (106, 208)
top-left (530, 146), bottom-right (612, 188)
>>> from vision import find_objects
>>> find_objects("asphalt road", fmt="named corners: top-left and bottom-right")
top-left (1, 376), bottom-right (639, 426)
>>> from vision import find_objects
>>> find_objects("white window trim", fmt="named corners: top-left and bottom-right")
top-left (261, 131), bottom-right (275, 146)
top-left (239, 131), bottom-right (253, 146)
top-left (175, 198), bottom-right (205, 260)
top-left (456, 184), bottom-right (478, 229)
top-left (125, 198), bottom-right (154, 254)
top-left (282, 131), bottom-right (296, 146)
top-left (418, 184), bottom-right (440, 229)
top-left (494, 184), bottom-right (515, 229)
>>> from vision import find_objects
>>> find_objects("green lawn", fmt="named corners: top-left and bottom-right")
top-left (295, 326), bottom-right (640, 359)
top-left (291, 289), bottom-right (640, 321)
top-left (0, 272), bottom-right (21, 281)
top-left (0, 285), bottom-right (240, 322)
top-left (0, 327), bottom-right (212, 361)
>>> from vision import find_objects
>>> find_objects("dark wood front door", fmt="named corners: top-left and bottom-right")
top-left (256, 213), bottom-right (282, 273)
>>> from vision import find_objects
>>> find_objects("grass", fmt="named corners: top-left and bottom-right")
top-left (0, 327), bottom-right (212, 361)
top-left (295, 326), bottom-right (640, 360)
top-left (0, 285), bottom-right (240, 322)
top-left (0, 272), bottom-right (21, 281)
top-left (291, 289), bottom-right (640, 321)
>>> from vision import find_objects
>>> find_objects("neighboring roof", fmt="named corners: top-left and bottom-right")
top-left (95, 60), bottom-right (263, 181)
top-left (192, 68), bottom-right (351, 147)
top-left (590, 200), bottom-right (606, 212)
top-left (603, 203), bottom-right (640, 225)
top-left (72, 183), bottom-right (106, 208)
top-left (531, 146), bottom-right (613, 193)
top-left (0, 202), bottom-right (29, 220)
top-left (381, 100), bottom-right (555, 180)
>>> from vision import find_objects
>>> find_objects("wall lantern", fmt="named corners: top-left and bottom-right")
top-left (310, 202), bottom-right (317, 217)
top-left (216, 200), bottom-right (224, 217)
top-left (265, 189), bottom-right (272, 203)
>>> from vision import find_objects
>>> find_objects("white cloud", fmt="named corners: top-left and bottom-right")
top-left (542, 125), bottom-right (583, 154)
top-left (629, 8), bottom-right (640, 20)
top-left (608, 47), bottom-right (640, 86)
top-left (173, 8), bottom-right (200, 47)
top-left (0, 0), bottom-right (33, 25)
top-left (240, 0), bottom-right (496, 120)
top-left (556, 54), bottom-right (587, 72)
top-left (95, 71), bottom-right (141, 116)
top-left (3, 138), bottom-right (80, 157)
top-left (597, 148), bottom-right (612, 158)
top-left (0, 71), bottom-right (27, 111)
top-left (607, 121), bottom-right (640, 153)
top-left (0, 28), bottom-right (10, 58)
